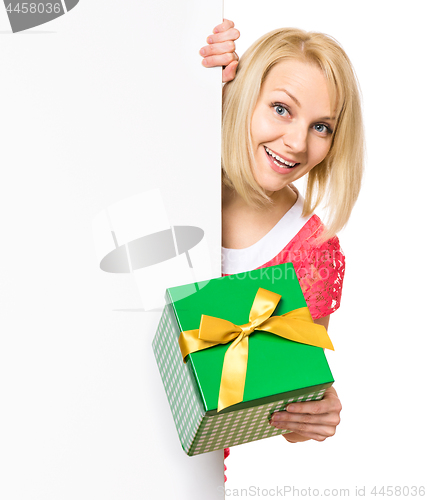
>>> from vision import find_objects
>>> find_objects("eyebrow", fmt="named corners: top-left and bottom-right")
top-left (274, 88), bottom-right (301, 107)
top-left (273, 87), bottom-right (336, 121)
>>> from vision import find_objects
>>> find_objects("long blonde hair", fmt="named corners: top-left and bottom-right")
top-left (222, 28), bottom-right (364, 241)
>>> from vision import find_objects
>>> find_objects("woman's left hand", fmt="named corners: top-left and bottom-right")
top-left (269, 386), bottom-right (342, 443)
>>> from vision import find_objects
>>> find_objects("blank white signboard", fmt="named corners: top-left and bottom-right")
top-left (0, 1), bottom-right (224, 499)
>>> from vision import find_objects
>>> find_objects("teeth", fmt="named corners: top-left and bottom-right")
top-left (273, 159), bottom-right (285, 168)
top-left (265, 147), bottom-right (297, 167)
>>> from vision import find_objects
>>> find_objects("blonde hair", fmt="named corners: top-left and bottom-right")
top-left (222, 28), bottom-right (364, 241)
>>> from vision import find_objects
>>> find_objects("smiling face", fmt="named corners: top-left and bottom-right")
top-left (250, 58), bottom-right (336, 194)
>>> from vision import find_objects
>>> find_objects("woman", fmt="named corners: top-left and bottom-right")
top-left (200, 20), bottom-right (363, 444)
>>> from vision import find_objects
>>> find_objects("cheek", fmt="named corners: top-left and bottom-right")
top-left (312, 140), bottom-right (332, 165)
top-left (251, 110), bottom-right (274, 145)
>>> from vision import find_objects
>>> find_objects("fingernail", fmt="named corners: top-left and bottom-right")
top-left (200, 48), bottom-right (206, 56)
top-left (285, 405), bottom-right (293, 412)
top-left (207, 37), bottom-right (213, 44)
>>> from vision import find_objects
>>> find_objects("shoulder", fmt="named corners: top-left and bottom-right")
top-left (295, 216), bottom-right (346, 319)
top-left (301, 215), bottom-right (345, 266)
top-left (268, 213), bottom-right (344, 267)
top-left (272, 213), bottom-right (345, 320)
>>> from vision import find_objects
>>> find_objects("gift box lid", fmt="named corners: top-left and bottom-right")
top-left (167, 263), bottom-right (334, 413)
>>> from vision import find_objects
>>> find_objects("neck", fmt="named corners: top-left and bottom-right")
top-left (221, 184), bottom-right (299, 250)
top-left (222, 184), bottom-right (297, 212)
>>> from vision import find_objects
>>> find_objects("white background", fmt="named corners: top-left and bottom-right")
top-left (1, 1), bottom-right (426, 500)
top-left (223, 1), bottom-right (427, 498)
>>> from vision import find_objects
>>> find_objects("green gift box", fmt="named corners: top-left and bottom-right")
top-left (152, 263), bottom-right (334, 456)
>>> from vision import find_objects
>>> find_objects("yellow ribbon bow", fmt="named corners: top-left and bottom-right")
top-left (178, 287), bottom-right (334, 412)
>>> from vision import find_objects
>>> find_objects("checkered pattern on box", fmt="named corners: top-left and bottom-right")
top-left (153, 305), bottom-right (329, 455)
top-left (152, 306), bottom-right (205, 452)
top-left (187, 388), bottom-right (326, 456)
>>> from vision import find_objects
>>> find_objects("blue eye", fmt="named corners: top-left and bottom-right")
top-left (314, 123), bottom-right (332, 134)
top-left (274, 105), bottom-right (289, 116)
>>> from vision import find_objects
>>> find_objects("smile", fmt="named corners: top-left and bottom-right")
top-left (264, 147), bottom-right (299, 168)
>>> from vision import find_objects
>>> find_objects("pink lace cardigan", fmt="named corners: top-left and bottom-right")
top-left (258, 214), bottom-right (345, 319)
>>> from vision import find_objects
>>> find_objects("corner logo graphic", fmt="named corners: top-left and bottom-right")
top-left (4, 0), bottom-right (79, 32)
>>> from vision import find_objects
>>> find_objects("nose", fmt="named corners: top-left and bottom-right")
top-left (282, 123), bottom-right (308, 154)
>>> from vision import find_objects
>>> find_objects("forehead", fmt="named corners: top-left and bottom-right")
top-left (261, 59), bottom-right (333, 112)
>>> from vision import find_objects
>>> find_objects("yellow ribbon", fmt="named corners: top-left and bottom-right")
top-left (178, 287), bottom-right (334, 412)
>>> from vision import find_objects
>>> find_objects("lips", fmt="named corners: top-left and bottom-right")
top-left (264, 146), bottom-right (299, 168)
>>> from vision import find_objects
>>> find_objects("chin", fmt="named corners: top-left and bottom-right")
top-left (257, 178), bottom-right (289, 194)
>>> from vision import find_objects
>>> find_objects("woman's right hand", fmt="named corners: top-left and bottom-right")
top-left (199, 19), bottom-right (240, 82)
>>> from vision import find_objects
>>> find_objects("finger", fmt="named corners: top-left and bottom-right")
top-left (212, 19), bottom-right (235, 34)
top-left (282, 432), bottom-right (310, 443)
top-left (325, 386), bottom-right (338, 397)
top-left (207, 28), bottom-right (240, 45)
top-left (284, 432), bottom-right (328, 443)
top-left (200, 40), bottom-right (236, 57)
top-left (222, 60), bottom-right (238, 83)
top-left (285, 394), bottom-right (342, 416)
top-left (202, 53), bottom-right (238, 69)
top-left (273, 421), bottom-right (337, 441)
top-left (271, 410), bottom-right (340, 427)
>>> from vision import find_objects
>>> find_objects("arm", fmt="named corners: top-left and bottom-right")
top-left (199, 19), bottom-right (240, 82)
top-left (269, 315), bottom-right (342, 443)
top-left (314, 314), bottom-right (330, 330)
